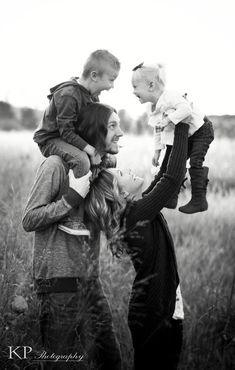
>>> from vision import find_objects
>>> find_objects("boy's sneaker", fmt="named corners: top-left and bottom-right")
top-left (58, 219), bottom-right (90, 236)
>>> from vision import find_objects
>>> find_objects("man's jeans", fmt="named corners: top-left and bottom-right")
top-left (39, 138), bottom-right (90, 178)
top-left (37, 278), bottom-right (122, 369)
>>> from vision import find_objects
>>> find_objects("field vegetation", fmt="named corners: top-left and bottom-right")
top-left (0, 130), bottom-right (234, 369)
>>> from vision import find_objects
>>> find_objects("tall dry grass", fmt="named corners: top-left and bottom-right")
top-left (0, 130), bottom-right (234, 369)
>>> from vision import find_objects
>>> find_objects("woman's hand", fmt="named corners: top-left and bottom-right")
top-left (68, 170), bottom-right (92, 198)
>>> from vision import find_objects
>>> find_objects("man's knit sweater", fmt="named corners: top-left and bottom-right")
top-left (123, 123), bottom-right (189, 345)
top-left (22, 156), bottom-right (100, 293)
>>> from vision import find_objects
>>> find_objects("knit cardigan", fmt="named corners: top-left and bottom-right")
top-left (122, 123), bottom-right (189, 346)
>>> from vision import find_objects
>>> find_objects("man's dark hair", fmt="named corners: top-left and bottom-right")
top-left (76, 103), bottom-right (116, 152)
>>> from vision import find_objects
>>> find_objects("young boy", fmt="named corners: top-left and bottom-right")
top-left (132, 62), bottom-right (214, 214)
top-left (33, 50), bottom-right (121, 233)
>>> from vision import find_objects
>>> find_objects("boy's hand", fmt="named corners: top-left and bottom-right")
top-left (90, 152), bottom-right (102, 165)
top-left (68, 170), bottom-right (92, 198)
top-left (84, 144), bottom-right (96, 157)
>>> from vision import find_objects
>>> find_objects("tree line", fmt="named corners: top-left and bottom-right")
top-left (0, 101), bottom-right (235, 137)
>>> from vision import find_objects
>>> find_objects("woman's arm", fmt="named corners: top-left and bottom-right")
top-left (142, 145), bottom-right (172, 196)
top-left (125, 123), bottom-right (189, 229)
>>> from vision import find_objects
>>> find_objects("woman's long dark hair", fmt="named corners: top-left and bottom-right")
top-left (76, 103), bottom-right (116, 153)
top-left (84, 169), bottom-right (126, 257)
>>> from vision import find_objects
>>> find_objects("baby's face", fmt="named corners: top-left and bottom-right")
top-left (132, 73), bottom-right (151, 104)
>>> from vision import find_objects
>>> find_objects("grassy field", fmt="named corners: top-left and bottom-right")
top-left (0, 130), bottom-right (234, 369)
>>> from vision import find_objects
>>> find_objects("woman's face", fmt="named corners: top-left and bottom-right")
top-left (108, 168), bottom-right (144, 195)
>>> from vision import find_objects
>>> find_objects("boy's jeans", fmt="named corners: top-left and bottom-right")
top-left (37, 278), bottom-right (122, 370)
top-left (39, 138), bottom-right (90, 178)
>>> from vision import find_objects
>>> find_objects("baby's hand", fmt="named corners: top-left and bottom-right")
top-left (152, 157), bottom-right (159, 167)
top-left (152, 150), bottom-right (161, 167)
top-left (157, 115), bottom-right (171, 129)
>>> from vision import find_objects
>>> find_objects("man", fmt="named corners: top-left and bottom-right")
top-left (22, 103), bottom-right (123, 369)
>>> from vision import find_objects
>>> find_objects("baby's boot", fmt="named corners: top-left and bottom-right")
top-left (179, 167), bottom-right (209, 214)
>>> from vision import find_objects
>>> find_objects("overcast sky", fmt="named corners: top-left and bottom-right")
top-left (1, 0), bottom-right (235, 117)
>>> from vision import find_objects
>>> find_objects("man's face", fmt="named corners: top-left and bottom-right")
top-left (95, 66), bottom-right (119, 95)
top-left (132, 73), bottom-right (151, 104)
top-left (105, 112), bottom-right (123, 154)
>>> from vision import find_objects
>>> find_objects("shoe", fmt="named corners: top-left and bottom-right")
top-left (58, 219), bottom-right (90, 236)
top-left (179, 167), bottom-right (209, 214)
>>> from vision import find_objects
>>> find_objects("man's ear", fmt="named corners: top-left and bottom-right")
top-left (149, 81), bottom-right (155, 91)
top-left (90, 71), bottom-right (98, 82)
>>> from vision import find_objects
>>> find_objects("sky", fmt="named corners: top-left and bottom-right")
top-left (1, 0), bottom-right (235, 118)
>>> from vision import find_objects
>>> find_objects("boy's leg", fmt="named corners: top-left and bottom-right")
top-left (40, 138), bottom-right (91, 234)
top-left (40, 138), bottom-right (90, 178)
top-left (179, 118), bottom-right (214, 214)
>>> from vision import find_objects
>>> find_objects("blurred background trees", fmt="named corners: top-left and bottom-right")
top-left (0, 100), bottom-right (235, 137)
top-left (0, 101), bottom-right (41, 131)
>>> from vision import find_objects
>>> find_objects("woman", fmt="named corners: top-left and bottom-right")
top-left (80, 106), bottom-right (189, 369)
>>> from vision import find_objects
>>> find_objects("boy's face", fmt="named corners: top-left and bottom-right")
top-left (94, 65), bottom-right (119, 95)
top-left (132, 74), bottom-right (152, 104)
top-left (105, 111), bottom-right (123, 154)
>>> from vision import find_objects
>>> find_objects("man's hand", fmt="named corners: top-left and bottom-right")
top-left (68, 170), bottom-right (92, 198)
top-left (83, 144), bottom-right (96, 157)
top-left (84, 145), bottom-right (102, 165)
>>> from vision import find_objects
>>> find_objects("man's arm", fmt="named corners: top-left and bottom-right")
top-left (22, 157), bottom-right (83, 232)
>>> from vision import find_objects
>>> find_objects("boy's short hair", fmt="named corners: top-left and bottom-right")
top-left (82, 50), bottom-right (121, 79)
top-left (133, 63), bottom-right (166, 88)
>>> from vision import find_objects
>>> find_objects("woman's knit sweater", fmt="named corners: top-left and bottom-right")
top-left (123, 123), bottom-right (189, 345)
